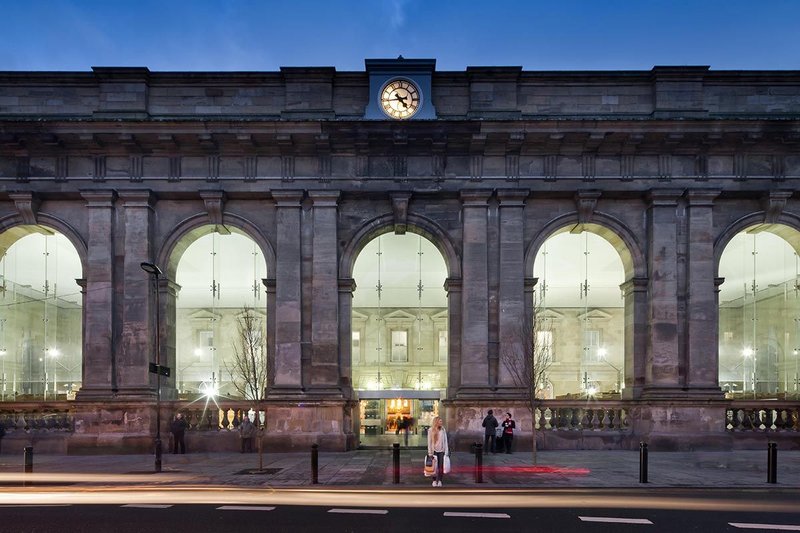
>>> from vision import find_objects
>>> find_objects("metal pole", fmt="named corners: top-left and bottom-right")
top-left (23, 446), bottom-right (33, 473)
top-left (474, 442), bottom-right (483, 483)
top-left (154, 271), bottom-right (162, 473)
top-left (767, 442), bottom-right (777, 484)
top-left (311, 443), bottom-right (319, 484)
top-left (639, 442), bottom-right (648, 483)
top-left (392, 442), bottom-right (400, 484)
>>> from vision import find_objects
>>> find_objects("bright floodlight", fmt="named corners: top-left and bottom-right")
top-left (597, 347), bottom-right (608, 358)
top-left (742, 347), bottom-right (754, 357)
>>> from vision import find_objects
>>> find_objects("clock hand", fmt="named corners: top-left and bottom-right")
top-left (393, 93), bottom-right (409, 108)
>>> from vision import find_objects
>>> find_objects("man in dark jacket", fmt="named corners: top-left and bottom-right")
top-left (170, 413), bottom-right (187, 454)
top-left (481, 410), bottom-right (498, 454)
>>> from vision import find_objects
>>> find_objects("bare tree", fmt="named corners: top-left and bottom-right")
top-left (501, 301), bottom-right (552, 464)
top-left (226, 306), bottom-right (268, 470)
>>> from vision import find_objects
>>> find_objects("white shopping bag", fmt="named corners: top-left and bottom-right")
top-left (443, 455), bottom-right (451, 474)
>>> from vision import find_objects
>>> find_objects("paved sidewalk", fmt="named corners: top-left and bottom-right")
top-left (0, 449), bottom-right (797, 488)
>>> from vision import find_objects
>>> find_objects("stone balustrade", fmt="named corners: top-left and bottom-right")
top-left (726, 404), bottom-right (800, 432)
top-left (534, 401), bottom-right (630, 432)
top-left (0, 402), bottom-right (75, 432)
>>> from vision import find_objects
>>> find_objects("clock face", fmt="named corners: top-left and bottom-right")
top-left (380, 79), bottom-right (421, 119)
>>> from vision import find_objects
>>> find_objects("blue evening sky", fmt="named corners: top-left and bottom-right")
top-left (2, 1), bottom-right (798, 72)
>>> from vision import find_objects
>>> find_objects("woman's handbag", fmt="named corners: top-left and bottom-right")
top-left (443, 455), bottom-right (451, 474)
top-left (423, 454), bottom-right (437, 477)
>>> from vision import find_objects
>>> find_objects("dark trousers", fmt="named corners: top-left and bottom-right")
top-left (241, 437), bottom-right (253, 453)
top-left (503, 433), bottom-right (513, 453)
top-left (434, 451), bottom-right (445, 482)
top-left (484, 434), bottom-right (496, 454)
top-left (172, 432), bottom-right (185, 454)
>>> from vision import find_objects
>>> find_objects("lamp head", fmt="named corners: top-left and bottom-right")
top-left (140, 262), bottom-right (162, 277)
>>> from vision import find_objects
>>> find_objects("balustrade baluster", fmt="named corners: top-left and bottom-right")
top-left (543, 407), bottom-right (552, 430)
top-left (580, 409), bottom-right (591, 429)
top-left (601, 409), bottom-right (611, 429)
top-left (570, 408), bottom-right (580, 430)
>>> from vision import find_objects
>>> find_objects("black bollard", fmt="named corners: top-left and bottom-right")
top-left (474, 442), bottom-right (483, 483)
top-left (767, 442), bottom-right (777, 484)
top-left (23, 446), bottom-right (33, 474)
top-left (392, 443), bottom-right (400, 484)
top-left (311, 443), bottom-right (319, 485)
top-left (639, 442), bottom-right (648, 484)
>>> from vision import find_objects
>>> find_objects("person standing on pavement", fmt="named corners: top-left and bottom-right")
top-left (239, 414), bottom-right (255, 453)
top-left (501, 412), bottom-right (515, 454)
top-left (427, 416), bottom-right (449, 487)
top-left (170, 413), bottom-right (187, 454)
top-left (481, 409), bottom-right (498, 454)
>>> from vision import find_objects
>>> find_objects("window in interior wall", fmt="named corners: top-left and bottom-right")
top-left (391, 330), bottom-right (408, 363)
top-left (537, 330), bottom-right (554, 364)
top-left (437, 330), bottom-right (448, 362)
top-left (583, 329), bottom-right (601, 362)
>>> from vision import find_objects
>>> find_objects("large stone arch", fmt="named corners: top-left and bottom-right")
top-left (339, 213), bottom-right (461, 280)
top-left (0, 213), bottom-right (88, 275)
top-left (524, 210), bottom-right (647, 399)
top-left (714, 212), bottom-right (800, 274)
top-left (157, 212), bottom-right (276, 281)
top-left (524, 211), bottom-right (646, 281)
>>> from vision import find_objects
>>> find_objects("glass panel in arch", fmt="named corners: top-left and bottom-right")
top-left (352, 234), bottom-right (448, 391)
top-left (718, 230), bottom-right (800, 399)
top-left (533, 231), bottom-right (624, 398)
top-left (175, 231), bottom-right (267, 400)
top-left (0, 230), bottom-right (82, 401)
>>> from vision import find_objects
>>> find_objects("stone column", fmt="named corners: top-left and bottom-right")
top-left (338, 278), bottom-right (356, 399)
top-left (685, 189), bottom-right (724, 397)
top-left (270, 191), bottom-right (304, 396)
top-left (458, 190), bottom-right (492, 395)
top-left (444, 278), bottom-right (462, 398)
top-left (76, 190), bottom-right (116, 399)
top-left (308, 191), bottom-right (341, 394)
top-left (160, 278), bottom-right (180, 400)
top-left (642, 189), bottom-right (683, 398)
top-left (117, 190), bottom-right (155, 398)
top-left (621, 277), bottom-right (648, 399)
top-left (497, 189), bottom-right (528, 388)
top-left (263, 278), bottom-right (276, 391)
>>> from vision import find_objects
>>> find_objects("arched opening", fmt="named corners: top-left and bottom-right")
top-left (173, 228), bottom-right (267, 400)
top-left (532, 228), bottom-right (625, 399)
top-left (352, 232), bottom-right (448, 446)
top-left (0, 226), bottom-right (83, 401)
top-left (718, 226), bottom-right (800, 399)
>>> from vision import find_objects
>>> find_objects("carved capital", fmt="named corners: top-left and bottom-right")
top-left (685, 188), bottom-right (721, 207)
top-left (620, 277), bottom-right (648, 296)
top-left (271, 190), bottom-right (304, 207)
top-left (443, 277), bottom-right (462, 293)
top-left (762, 190), bottom-right (793, 224)
top-left (309, 190), bottom-right (340, 208)
top-left (8, 192), bottom-right (40, 225)
top-left (199, 190), bottom-right (226, 226)
top-left (574, 190), bottom-right (602, 225)
top-left (338, 277), bottom-right (357, 293)
top-left (390, 192), bottom-right (411, 235)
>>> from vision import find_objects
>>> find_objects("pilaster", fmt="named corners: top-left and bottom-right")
top-left (642, 189), bottom-right (683, 398)
top-left (685, 189), bottom-right (724, 398)
top-left (457, 190), bottom-right (492, 397)
top-left (269, 191), bottom-right (305, 396)
top-left (116, 189), bottom-right (156, 398)
top-left (75, 190), bottom-right (116, 399)
top-left (308, 191), bottom-right (341, 395)
top-left (496, 189), bottom-right (529, 389)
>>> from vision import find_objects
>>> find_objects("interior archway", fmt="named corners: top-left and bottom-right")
top-left (173, 228), bottom-right (267, 400)
top-left (352, 232), bottom-right (448, 446)
top-left (532, 228), bottom-right (626, 399)
top-left (0, 226), bottom-right (83, 401)
top-left (718, 225), bottom-right (800, 399)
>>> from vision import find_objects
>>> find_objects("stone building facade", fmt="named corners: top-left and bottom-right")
top-left (1, 58), bottom-right (799, 452)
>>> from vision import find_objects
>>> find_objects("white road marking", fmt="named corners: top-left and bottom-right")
top-left (579, 516), bottom-right (653, 525)
top-left (328, 508), bottom-right (389, 515)
top-left (121, 504), bottom-right (173, 509)
top-left (444, 512), bottom-right (511, 519)
top-left (217, 505), bottom-right (276, 511)
top-left (729, 524), bottom-right (800, 531)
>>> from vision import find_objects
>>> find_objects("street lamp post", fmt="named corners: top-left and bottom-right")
top-left (141, 261), bottom-right (163, 473)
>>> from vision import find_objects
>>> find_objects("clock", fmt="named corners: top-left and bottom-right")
top-left (380, 78), bottom-right (421, 119)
